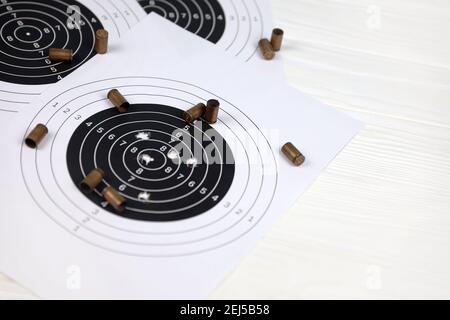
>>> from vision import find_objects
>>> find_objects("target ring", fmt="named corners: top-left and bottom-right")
top-left (0, 0), bottom-right (104, 85)
top-left (136, 148), bottom-right (168, 171)
top-left (21, 77), bottom-right (278, 256)
top-left (13, 24), bottom-right (43, 43)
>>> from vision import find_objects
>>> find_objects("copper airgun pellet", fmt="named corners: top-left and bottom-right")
top-left (95, 29), bottom-right (109, 54)
top-left (204, 99), bottom-right (220, 124)
top-left (281, 142), bottom-right (305, 166)
top-left (102, 187), bottom-right (126, 212)
top-left (49, 48), bottom-right (73, 62)
top-left (25, 124), bottom-right (48, 149)
top-left (258, 39), bottom-right (275, 60)
top-left (107, 89), bottom-right (130, 113)
top-left (80, 168), bottom-right (105, 193)
top-left (183, 103), bottom-right (206, 123)
top-left (270, 28), bottom-right (284, 52)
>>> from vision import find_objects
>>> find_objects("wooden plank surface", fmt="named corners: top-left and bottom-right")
top-left (1, 0), bottom-right (450, 299)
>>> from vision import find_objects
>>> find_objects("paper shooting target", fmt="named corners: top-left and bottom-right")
top-left (0, 0), bottom-right (104, 85)
top-left (20, 76), bottom-right (278, 257)
top-left (0, 0), bottom-right (144, 112)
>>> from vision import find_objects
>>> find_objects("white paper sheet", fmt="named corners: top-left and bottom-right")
top-left (0, 14), bottom-right (362, 299)
top-left (0, 0), bottom-right (146, 114)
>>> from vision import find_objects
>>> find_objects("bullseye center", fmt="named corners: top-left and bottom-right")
top-left (137, 149), bottom-right (167, 171)
top-left (14, 25), bottom-right (43, 43)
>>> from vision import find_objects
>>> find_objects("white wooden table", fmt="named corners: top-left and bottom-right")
top-left (2, 0), bottom-right (450, 299)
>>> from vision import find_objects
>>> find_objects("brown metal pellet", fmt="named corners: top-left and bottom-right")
top-left (281, 142), bottom-right (305, 166)
top-left (204, 99), bottom-right (220, 124)
top-left (183, 103), bottom-right (206, 123)
top-left (95, 29), bottom-right (109, 54)
top-left (49, 48), bottom-right (73, 62)
top-left (107, 89), bottom-right (130, 113)
top-left (80, 168), bottom-right (105, 193)
top-left (25, 124), bottom-right (48, 149)
top-left (102, 187), bottom-right (126, 212)
top-left (258, 39), bottom-right (275, 60)
top-left (270, 28), bottom-right (284, 52)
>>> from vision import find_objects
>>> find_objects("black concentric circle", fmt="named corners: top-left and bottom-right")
top-left (67, 104), bottom-right (235, 222)
top-left (0, 0), bottom-right (103, 85)
top-left (137, 0), bottom-right (226, 43)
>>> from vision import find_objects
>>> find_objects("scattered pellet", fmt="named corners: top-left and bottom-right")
top-left (25, 124), bottom-right (48, 149)
top-left (95, 29), bottom-right (109, 54)
top-left (183, 103), bottom-right (206, 123)
top-left (204, 99), bottom-right (220, 124)
top-left (107, 89), bottom-right (130, 113)
top-left (80, 168), bottom-right (105, 193)
top-left (270, 28), bottom-right (284, 52)
top-left (258, 39), bottom-right (275, 60)
top-left (49, 48), bottom-right (73, 62)
top-left (281, 142), bottom-right (305, 166)
top-left (102, 187), bottom-right (126, 212)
